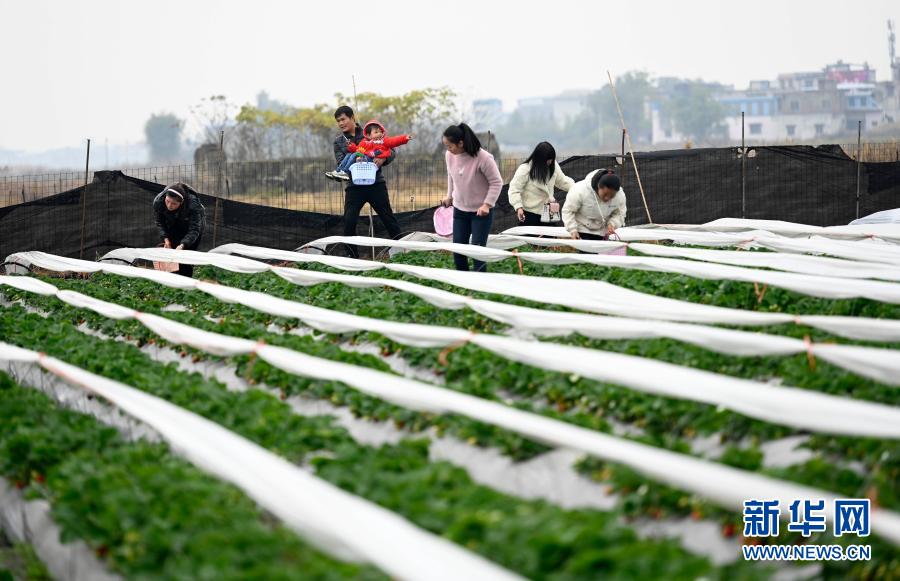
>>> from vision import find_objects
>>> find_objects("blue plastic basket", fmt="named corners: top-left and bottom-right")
top-left (350, 161), bottom-right (378, 185)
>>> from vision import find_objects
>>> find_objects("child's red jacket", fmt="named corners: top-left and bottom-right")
top-left (346, 120), bottom-right (411, 159)
top-left (347, 134), bottom-right (411, 159)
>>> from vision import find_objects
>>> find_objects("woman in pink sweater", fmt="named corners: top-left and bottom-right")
top-left (440, 123), bottom-right (503, 272)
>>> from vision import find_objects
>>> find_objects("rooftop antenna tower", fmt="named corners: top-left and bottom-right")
top-left (889, 20), bottom-right (896, 62)
top-left (890, 20), bottom-right (899, 83)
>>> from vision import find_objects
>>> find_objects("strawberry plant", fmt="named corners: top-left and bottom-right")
top-left (0, 372), bottom-right (379, 580)
top-left (2, 240), bottom-right (898, 579)
top-left (0, 304), bottom-right (765, 579)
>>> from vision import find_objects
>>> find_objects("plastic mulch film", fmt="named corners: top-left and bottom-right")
top-left (0, 341), bottom-right (522, 581)
top-left (1, 284), bottom-right (900, 546)
top-left (628, 218), bottom-right (900, 242)
top-left (296, 236), bottom-right (900, 303)
top-left (0, 477), bottom-right (120, 581)
top-left (499, 226), bottom-right (900, 266)
top-left (398, 230), bottom-right (900, 279)
top-left (11, 252), bottom-right (900, 364)
top-left (20, 245), bottom-right (897, 344)
top-left (3, 269), bottom-right (900, 436)
top-left (180, 244), bottom-right (900, 342)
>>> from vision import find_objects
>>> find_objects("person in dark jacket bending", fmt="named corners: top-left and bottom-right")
top-left (152, 182), bottom-right (206, 277)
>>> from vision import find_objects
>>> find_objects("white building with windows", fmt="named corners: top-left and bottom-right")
top-left (515, 90), bottom-right (593, 128)
top-left (650, 62), bottom-right (892, 145)
top-left (471, 98), bottom-right (504, 131)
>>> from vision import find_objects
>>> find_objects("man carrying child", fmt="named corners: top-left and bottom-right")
top-left (328, 120), bottom-right (412, 181)
top-left (329, 105), bottom-right (403, 255)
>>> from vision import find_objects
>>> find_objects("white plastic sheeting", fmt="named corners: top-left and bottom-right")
top-left (2, 291), bottom-right (900, 546)
top-left (406, 230), bottom-right (900, 280)
top-left (634, 218), bottom-right (900, 242)
top-left (208, 265), bottom-right (900, 378)
top-left (502, 224), bottom-right (746, 245)
top-left (620, 230), bottom-right (900, 267)
top-left (4, 271), bottom-right (900, 436)
top-left (0, 342), bottom-right (522, 581)
top-left (473, 232), bottom-right (900, 281)
top-left (851, 208), bottom-right (900, 225)
top-left (296, 236), bottom-right (900, 303)
top-left (302, 235), bottom-right (610, 262)
top-left (0, 479), bottom-right (120, 581)
top-left (317, 232), bottom-right (633, 255)
top-left (625, 243), bottom-right (900, 281)
top-left (9, 252), bottom-right (900, 385)
top-left (7, 249), bottom-right (900, 388)
top-left (94, 243), bottom-right (900, 342)
top-left (499, 225), bottom-right (900, 266)
top-left (776, 236), bottom-right (900, 266)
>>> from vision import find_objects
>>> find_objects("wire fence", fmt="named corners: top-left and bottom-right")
top-left (2, 140), bottom-right (898, 213)
top-left (0, 157), bottom-right (527, 213)
top-left (3, 142), bottom-right (898, 261)
top-left (838, 141), bottom-right (900, 162)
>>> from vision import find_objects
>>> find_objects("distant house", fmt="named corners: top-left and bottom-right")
top-left (515, 90), bottom-right (593, 128)
top-left (650, 61), bottom-right (894, 145)
top-left (471, 99), bottom-right (504, 132)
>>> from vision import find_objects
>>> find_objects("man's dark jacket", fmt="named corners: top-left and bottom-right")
top-left (152, 191), bottom-right (206, 247)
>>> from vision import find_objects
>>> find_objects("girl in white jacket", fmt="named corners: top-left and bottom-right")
top-left (561, 169), bottom-right (626, 240)
top-left (507, 142), bottom-right (575, 226)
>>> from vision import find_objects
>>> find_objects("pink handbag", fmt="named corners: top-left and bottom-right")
top-left (153, 260), bottom-right (179, 272)
top-left (154, 243), bottom-right (179, 272)
top-left (433, 205), bottom-right (454, 237)
top-left (607, 232), bottom-right (627, 255)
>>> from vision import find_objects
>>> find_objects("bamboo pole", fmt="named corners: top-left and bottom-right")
top-left (607, 71), bottom-right (652, 224)
top-left (79, 139), bottom-right (91, 259)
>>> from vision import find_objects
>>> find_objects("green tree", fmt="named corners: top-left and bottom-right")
top-left (664, 81), bottom-right (725, 141)
top-left (232, 87), bottom-right (458, 160)
top-left (144, 113), bottom-right (184, 162)
top-left (234, 102), bottom-right (334, 158)
top-left (337, 87), bottom-right (458, 154)
top-left (587, 71), bottom-right (654, 145)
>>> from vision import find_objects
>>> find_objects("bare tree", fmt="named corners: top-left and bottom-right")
top-left (190, 95), bottom-right (236, 145)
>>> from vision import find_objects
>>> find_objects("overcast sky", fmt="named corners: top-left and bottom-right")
top-left (2, 0), bottom-right (897, 152)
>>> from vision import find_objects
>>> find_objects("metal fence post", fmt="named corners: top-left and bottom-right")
top-left (368, 205), bottom-right (375, 260)
top-left (79, 139), bottom-right (91, 260)
top-left (855, 120), bottom-right (862, 220)
top-left (741, 112), bottom-right (746, 220)
top-left (212, 131), bottom-right (224, 248)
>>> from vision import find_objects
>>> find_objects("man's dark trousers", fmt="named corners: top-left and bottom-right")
top-left (343, 182), bottom-right (402, 257)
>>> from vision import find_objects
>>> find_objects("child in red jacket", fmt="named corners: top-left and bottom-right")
top-left (326, 120), bottom-right (413, 181)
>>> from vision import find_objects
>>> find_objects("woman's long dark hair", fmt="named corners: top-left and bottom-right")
top-left (524, 141), bottom-right (557, 183)
top-left (443, 123), bottom-right (481, 156)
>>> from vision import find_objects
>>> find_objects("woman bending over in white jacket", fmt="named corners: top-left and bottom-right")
top-left (507, 142), bottom-right (575, 226)
top-left (561, 169), bottom-right (626, 240)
